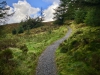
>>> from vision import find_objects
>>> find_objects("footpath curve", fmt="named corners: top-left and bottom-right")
top-left (36, 26), bottom-right (72, 75)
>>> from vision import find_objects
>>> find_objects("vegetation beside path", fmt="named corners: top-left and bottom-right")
top-left (56, 22), bottom-right (100, 75)
top-left (0, 22), bottom-right (67, 75)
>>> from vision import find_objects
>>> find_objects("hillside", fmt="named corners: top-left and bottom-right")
top-left (0, 21), bottom-right (53, 34)
top-left (0, 23), bottom-right (19, 34)
top-left (56, 22), bottom-right (100, 75)
top-left (0, 0), bottom-right (100, 75)
top-left (0, 22), bottom-right (68, 75)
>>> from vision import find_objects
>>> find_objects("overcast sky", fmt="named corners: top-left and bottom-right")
top-left (1, 0), bottom-right (60, 24)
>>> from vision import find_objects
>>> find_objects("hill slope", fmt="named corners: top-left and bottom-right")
top-left (0, 22), bottom-right (68, 75)
top-left (56, 22), bottom-right (100, 75)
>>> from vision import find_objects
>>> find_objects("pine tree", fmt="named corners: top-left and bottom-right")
top-left (54, 0), bottom-right (100, 25)
top-left (12, 28), bottom-right (17, 35)
top-left (54, 0), bottom-right (76, 25)
top-left (0, 1), bottom-right (14, 38)
top-left (0, 1), bottom-right (14, 25)
top-left (40, 7), bottom-right (44, 21)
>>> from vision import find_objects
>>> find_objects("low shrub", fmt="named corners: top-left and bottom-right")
top-left (12, 28), bottom-right (17, 35)
top-left (18, 26), bottom-right (24, 34)
top-left (0, 49), bottom-right (15, 75)
top-left (0, 49), bottom-right (13, 63)
top-left (19, 44), bottom-right (28, 54)
top-left (75, 9), bottom-right (86, 24)
top-left (59, 41), bottom-right (68, 53)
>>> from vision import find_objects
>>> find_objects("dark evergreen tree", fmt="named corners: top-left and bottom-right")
top-left (74, 9), bottom-right (86, 24)
top-left (12, 28), bottom-right (17, 35)
top-left (18, 26), bottom-right (24, 34)
top-left (0, 1), bottom-right (14, 38)
top-left (0, 1), bottom-right (14, 25)
top-left (54, 0), bottom-right (76, 25)
top-left (84, 8), bottom-right (100, 26)
top-left (21, 16), bottom-right (43, 29)
top-left (40, 7), bottom-right (44, 21)
top-left (54, 0), bottom-right (100, 25)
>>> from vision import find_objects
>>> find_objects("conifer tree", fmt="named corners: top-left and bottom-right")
top-left (54, 0), bottom-right (100, 25)
top-left (0, 1), bottom-right (14, 37)
top-left (0, 1), bottom-right (14, 25)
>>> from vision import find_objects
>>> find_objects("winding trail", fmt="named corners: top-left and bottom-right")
top-left (36, 26), bottom-right (72, 75)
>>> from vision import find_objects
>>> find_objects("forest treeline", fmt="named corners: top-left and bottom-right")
top-left (54, 0), bottom-right (100, 26)
top-left (55, 0), bottom-right (100, 75)
top-left (12, 17), bottom-right (43, 35)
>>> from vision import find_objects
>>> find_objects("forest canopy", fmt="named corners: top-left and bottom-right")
top-left (54, 0), bottom-right (100, 26)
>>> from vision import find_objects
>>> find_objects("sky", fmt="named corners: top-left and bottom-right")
top-left (0, 0), bottom-right (60, 24)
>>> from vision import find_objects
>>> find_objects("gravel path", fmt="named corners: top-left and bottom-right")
top-left (36, 26), bottom-right (72, 75)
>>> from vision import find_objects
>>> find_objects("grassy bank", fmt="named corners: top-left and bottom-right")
top-left (0, 23), bottom-right (67, 75)
top-left (56, 22), bottom-right (100, 75)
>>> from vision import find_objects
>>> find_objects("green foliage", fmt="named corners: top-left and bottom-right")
top-left (75, 9), bottom-right (86, 24)
top-left (13, 17), bottom-right (44, 35)
top-left (0, 23), bottom-right (67, 75)
top-left (54, 18), bottom-right (64, 25)
top-left (12, 28), bottom-right (17, 35)
top-left (54, 0), bottom-right (100, 26)
top-left (0, 1), bottom-right (14, 25)
top-left (19, 44), bottom-right (28, 54)
top-left (13, 25), bottom-right (66, 75)
top-left (84, 8), bottom-right (100, 26)
top-left (0, 49), bottom-right (15, 75)
top-left (21, 17), bottom-right (43, 30)
top-left (0, 26), bottom-right (6, 39)
top-left (59, 40), bottom-right (68, 53)
top-left (18, 26), bottom-right (24, 34)
top-left (86, 0), bottom-right (100, 4)
top-left (56, 23), bottom-right (100, 75)
top-left (54, 0), bottom-right (75, 25)
top-left (0, 49), bottom-right (13, 63)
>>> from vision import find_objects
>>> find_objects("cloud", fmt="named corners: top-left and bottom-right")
top-left (43, 1), bottom-right (59, 22)
top-left (7, 0), bottom-right (60, 23)
top-left (8, 0), bottom-right (40, 23)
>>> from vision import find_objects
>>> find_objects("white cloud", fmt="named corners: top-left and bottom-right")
top-left (43, 1), bottom-right (59, 22)
top-left (8, 0), bottom-right (40, 23)
top-left (7, 0), bottom-right (60, 23)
